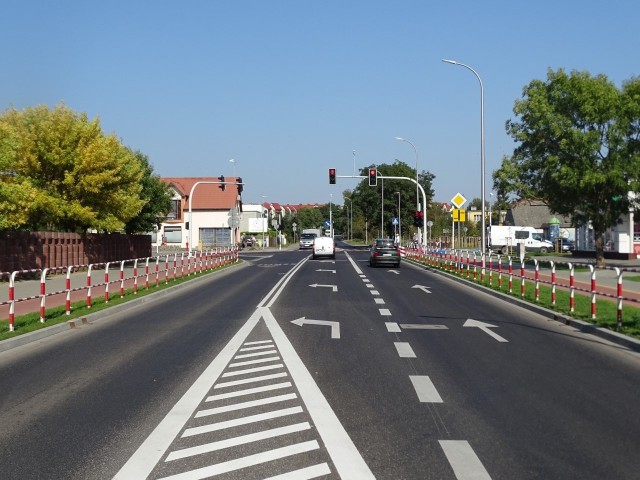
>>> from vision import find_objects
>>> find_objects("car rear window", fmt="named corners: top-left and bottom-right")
top-left (301, 233), bottom-right (316, 239)
top-left (375, 240), bottom-right (395, 248)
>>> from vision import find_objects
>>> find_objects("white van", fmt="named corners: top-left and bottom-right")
top-left (312, 236), bottom-right (335, 260)
top-left (489, 226), bottom-right (553, 254)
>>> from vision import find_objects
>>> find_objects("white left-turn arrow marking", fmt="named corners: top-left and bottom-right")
top-left (463, 319), bottom-right (508, 343)
top-left (291, 317), bottom-right (340, 339)
top-left (309, 283), bottom-right (338, 292)
top-left (412, 285), bottom-right (432, 294)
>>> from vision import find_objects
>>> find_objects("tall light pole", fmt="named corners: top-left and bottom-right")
top-left (442, 59), bottom-right (486, 254)
top-left (489, 191), bottom-right (494, 227)
top-left (344, 196), bottom-right (352, 241)
top-left (394, 136), bottom-right (422, 244)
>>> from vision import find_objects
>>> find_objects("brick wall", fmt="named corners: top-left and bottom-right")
top-left (0, 232), bottom-right (152, 272)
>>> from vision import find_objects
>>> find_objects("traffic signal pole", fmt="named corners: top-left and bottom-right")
top-left (335, 174), bottom-right (428, 247)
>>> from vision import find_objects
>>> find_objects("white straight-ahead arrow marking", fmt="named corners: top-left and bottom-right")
top-left (291, 317), bottom-right (340, 339)
top-left (411, 285), bottom-right (432, 294)
top-left (309, 284), bottom-right (338, 292)
top-left (463, 319), bottom-right (508, 343)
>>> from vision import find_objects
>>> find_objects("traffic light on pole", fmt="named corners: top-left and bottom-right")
top-left (414, 210), bottom-right (424, 227)
top-left (218, 175), bottom-right (225, 191)
top-left (368, 168), bottom-right (377, 186)
top-left (236, 177), bottom-right (243, 194)
top-left (329, 168), bottom-right (336, 184)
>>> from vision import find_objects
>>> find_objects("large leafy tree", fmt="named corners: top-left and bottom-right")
top-left (124, 151), bottom-right (173, 234)
top-left (495, 69), bottom-right (640, 266)
top-left (0, 103), bottom-right (145, 232)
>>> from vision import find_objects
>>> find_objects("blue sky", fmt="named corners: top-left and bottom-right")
top-left (1, 1), bottom-right (637, 205)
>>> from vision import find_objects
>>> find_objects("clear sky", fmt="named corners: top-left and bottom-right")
top-left (1, 1), bottom-right (637, 205)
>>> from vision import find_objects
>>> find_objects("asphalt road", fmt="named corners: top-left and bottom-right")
top-left (0, 245), bottom-right (639, 479)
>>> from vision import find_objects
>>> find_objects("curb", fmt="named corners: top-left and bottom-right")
top-left (0, 261), bottom-right (247, 354)
top-left (405, 258), bottom-right (640, 354)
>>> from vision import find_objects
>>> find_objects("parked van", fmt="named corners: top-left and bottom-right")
top-left (489, 226), bottom-right (553, 254)
top-left (312, 236), bottom-right (335, 260)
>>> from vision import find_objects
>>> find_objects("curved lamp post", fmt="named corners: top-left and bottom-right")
top-left (394, 136), bottom-right (424, 245)
top-left (442, 59), bottom-right (486, 254)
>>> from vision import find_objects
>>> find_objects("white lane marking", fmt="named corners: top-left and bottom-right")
top-left (234, 349), bottom-right (278, 359)
top-left (214, 372), bottom-right (288, 389)
top-left (182, 407), bottom-right (303, 438)
top-left (240, 344), bottom-right (275, 352)
top-left (263, 463), bottom-right (332, 479)
top-left (262, 307), bottom-right (375, 478)
top-left (394, 342), bottom-right (416, 358)
top-left (157, 440), bottom-right (320, 480)
top-left (195, 393), bottom-right (298, 418)
top-left (205, 382), bottom-right (292, 402)
top-left (344, 251), bottom-right (364, 275)
top-left (370, 290), bottom-right (380, 295)
top-left (113, 308), bottom-right (265, 479)
top-left (409, 375), bottom-right (443, 403)
top-left (374, 298), bottom-right (385, 304)
top-left (463, 319), bottom-right (509, 343)
top-left (228, 356), bottom-right (281, 368)
top-left (221, 364), bottom-right (284, 377)
top-left (439, 440), bottom-right (492, 480)
top-left (165, 422), bottom-right (311, 462)
top-left (385, 322), bottom-right (401, 333)
top-left (379, 308), bottom-right (391, 316)
top-left (361, 278), bottom-right (370, 283)
top-left (365, 283), bottom-right (374, 288)
top-left (400, 324), bottom-right (449, 330)
top-left (244, 340), bottom-right (274, 345)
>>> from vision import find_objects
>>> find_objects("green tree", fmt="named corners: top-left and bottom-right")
top-left (496, 69), bottom-right (640, 266)
top-left (0, 103), bottom-right (145, 232)
top-left (348, 160), bottom-right (434, 242)
top-left (124, 151), bottom-right (173, 234)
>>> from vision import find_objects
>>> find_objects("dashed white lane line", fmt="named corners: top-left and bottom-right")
top-left (370, 290), bottom-right (380, 295)
top-left (385, 322), bottom-right (401, 333)
top-left (379, 308), bottom-right (391, 316)
top-left (409, 375), bottom-right (443, 403)
top-left (365, 284), bottom-right (374, 289)
top-left (374, 298), bottom-right (385, 304)
top-left (439, 440), bottom-right (492, 480)
top-left (394, 342), bottom-right (416, 358)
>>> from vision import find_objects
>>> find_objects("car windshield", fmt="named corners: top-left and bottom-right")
top-left (301, 234), bottom-right (316, 239)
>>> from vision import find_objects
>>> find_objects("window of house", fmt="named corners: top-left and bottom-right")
top-left (167, 199), bottom-right (181, 220)
top-left (164, 226), bottom-right (182, 243)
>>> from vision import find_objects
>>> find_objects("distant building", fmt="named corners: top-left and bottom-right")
top-left (159, 177), bottom-right (242, 249)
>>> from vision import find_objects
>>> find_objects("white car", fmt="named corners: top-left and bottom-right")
top-left (312, 236), bottom-right (335, 260)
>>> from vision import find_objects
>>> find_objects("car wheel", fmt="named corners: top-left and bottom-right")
top-left (539, 247), bottom-right (548, 254)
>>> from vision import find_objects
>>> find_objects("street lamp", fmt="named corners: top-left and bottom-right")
top-left (229, 158), bottom-right (236, 177)
top-left (442, 59), bottom-right (486, 254)
top-left (394, 137), bottom-right (427, 243)
top-left (344, 196), bottom-right (353, 241)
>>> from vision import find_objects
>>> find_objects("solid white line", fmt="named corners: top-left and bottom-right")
top-left (244, 340), bottom-right (273, 345)
top-left (165, 422), bottom-right (311, 462)
top-left (374, 298), bottom-right (385, 304)
top-left (234, 349), bottom-right (278, 359)
top-left (385, 322), bottom-right (401, 333)
top-left (379, 308), bottom-right (391, 316)
top-left (344, 251), bottom-right (363, 275)
top-left (221, 364), bottom-right (284, 377)
top-left (205, 382), bottom-right (292, 402)
top-left (157, 440), bottom-right (320, 480)
top-left (182, 406), bottom-right (304, 437)
top-left (263, 463), bottom-right (332, 479)
top-left (262, 307), bottom-right (375, 479)
top-left (439, 440), bottom-right (492, 480)
top-left (409, 375), bottom-right (443, 403)
top-left (195, 393), bottom-right (298, 418)
top-left (228, 356), bottom-right (281, 368)
top-left (394, 342), bottom-right (416, 358)
top-left (214, 372), bottom-right (288, 388)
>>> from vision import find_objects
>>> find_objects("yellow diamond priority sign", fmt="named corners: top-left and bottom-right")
top-left (451, 192), bottom-right (467, 209)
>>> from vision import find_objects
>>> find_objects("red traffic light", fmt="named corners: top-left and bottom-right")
top-left (368, 168), bottom-right (377, 186)
top-left (329, 168), bottom-right (336, 184)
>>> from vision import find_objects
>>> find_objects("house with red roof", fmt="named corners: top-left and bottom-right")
top-left (160, 177), bottom-right (243, 249)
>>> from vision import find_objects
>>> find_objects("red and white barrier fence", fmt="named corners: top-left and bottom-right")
top-left (1, 247), bottom-right (239, 332)
top-left (403, 246), bottom-right (640, 328)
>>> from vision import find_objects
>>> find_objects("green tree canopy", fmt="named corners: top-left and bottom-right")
top-left (495, 69), bottom-right (640, 265)
top-left (0, 103), bottom-right (146, 232)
